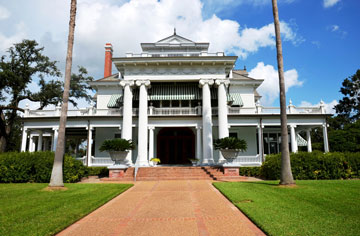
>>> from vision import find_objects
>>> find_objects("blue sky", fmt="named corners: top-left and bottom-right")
top-left (0, 0), bottom-right (358, 112)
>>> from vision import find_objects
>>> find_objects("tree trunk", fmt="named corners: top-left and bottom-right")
top-left (271, 0), bottom-right (295, 185)
top-left (49, 0), bottom-right (77, 187)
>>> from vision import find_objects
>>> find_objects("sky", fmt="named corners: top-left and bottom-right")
top-left (0, 0), bottom-right (359, 113)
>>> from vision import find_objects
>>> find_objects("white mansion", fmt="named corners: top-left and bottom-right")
top-left (21, 33), bottom-right (330, 167)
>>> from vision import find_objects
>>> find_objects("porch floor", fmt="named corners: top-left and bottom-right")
top-left (57, 180), bottom-right (265, 236)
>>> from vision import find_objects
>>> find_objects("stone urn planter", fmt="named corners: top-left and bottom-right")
top-left (150, 158), bottom-right (161, 167)
top-left (214, 137), bottom-right (247, 165)
top-left (108, 151), bottom-right (129, 165)
top-left (220, 149), bottom-right (240, 163)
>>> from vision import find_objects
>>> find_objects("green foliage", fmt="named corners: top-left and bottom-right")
top-left (239, 167), bottom-right (261, 177)
top-left (260, 151), bottom-right (360, 180)
top-left (99, 139), bottom-right (135, 152)
top-left (0, 40), bottom-right (94, 152)
top-left (213, 137), bottom-right (247, 151)
top-left (0, 151), bottom-right (88, 183)
top-left (87, 167), bottom-right (109, 177)
top-left (335, 69), bottom-right (360, 122)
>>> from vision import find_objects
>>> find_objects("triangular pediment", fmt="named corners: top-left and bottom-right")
top-left (156, 34), bottom-right (194, 44)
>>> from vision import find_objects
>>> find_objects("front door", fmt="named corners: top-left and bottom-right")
top-left (157, 127), bottom-right (195, 164)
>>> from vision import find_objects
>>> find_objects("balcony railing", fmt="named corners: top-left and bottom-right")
top-left (23, 104), bottom-right (325, 118)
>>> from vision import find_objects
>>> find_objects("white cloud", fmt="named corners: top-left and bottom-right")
top-left (327, 24), bottom-right (347, 38)
top-left (299, 100), bottom-right (338, 114)
top-left (249, 62), bottom-right (303, 106)
top-left (323, 0), bottom-right (340, 8)
top-left (331, 25), bottom-right (339, 32)
top-left (0, 22), bottom-right (27, 53)
top-left (0, 0), bottom-right (303, 109)
top-left (0, 5), bottom-right (10, 20)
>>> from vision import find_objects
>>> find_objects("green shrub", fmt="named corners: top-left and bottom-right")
top-left (0, 151), bottom-right (88, 183)
top-left (99, 138), bottom-right (136, 152)
top-left (213, 137), bottom-right (247, 151)
top-left (87, 167), bottom-right (109, 177)
top-left (239, 167), bottom-right (261, 177)
top-left (260, 151), bottom-right (359, 180)
top-left (344, 152), bottom-right (360, 178)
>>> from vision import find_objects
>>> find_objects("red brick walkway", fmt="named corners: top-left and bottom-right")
top-left (57, 181), bottom-right (265, 236)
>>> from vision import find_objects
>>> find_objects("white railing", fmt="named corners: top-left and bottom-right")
top-left (125, 52), bottom-right (224, 58)
top-left (228, 107), bottom-right (257, 114)
top-left (75, 156), bottom-right (87, 165)
top-left (290, 107), bottom-right (322, 114)
top-left (24, 104), bottom-right (325, 118)
top-left (151, 107), bottom-right (198, 116)
top-left (91, 156), bottom-right (114, 166)
top-left (235, 155), bottom-right (262, 166)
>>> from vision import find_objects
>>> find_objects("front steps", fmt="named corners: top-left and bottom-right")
top-left (101, 166), bottom-right (248, 181)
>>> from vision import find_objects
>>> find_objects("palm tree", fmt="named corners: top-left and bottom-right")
top-left (271, 0), bottom-right (295, 185)
top-left (49, 0), bottom-right (77, 187)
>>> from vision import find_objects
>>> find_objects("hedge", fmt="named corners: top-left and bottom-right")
top-left (0, 151), bottom-right (88, 183)
top-left (260, 151), bottom-right (360, 180)
top-left (239, 167), bottom-right (261, 177)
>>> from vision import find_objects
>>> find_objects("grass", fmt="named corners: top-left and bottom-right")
top-left (213, 180), bottom-right (360, 236)
top-left (0, 183), bottom-right (132, 236)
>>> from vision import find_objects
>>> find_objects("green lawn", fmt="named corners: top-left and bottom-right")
top-left (0, 183), bottom-right (132, 236)
top-left (214, 180), bottom-right (360, 236)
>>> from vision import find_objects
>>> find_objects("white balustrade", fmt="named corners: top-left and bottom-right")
top-left (24, 105), bottom-right (325, 118)
top-left (91, 156), bottom-right (114, 166)
top-left (151, 107), bottom-right (197, 116)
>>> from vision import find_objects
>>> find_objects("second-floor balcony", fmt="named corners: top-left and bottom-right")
top-left (23, 103), bottom-right (326, 118)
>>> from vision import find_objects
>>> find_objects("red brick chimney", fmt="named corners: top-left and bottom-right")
top-left (104, 43), bottom-right (113, 78)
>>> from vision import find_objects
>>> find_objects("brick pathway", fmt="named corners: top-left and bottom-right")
top-left (58, 181), bottom-right (265, 236)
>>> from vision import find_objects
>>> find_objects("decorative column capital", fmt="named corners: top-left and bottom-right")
top-left (214, 79), bottom-right (230, 87)
top-left (199, 79), bottom-right (214, 88)
top-left (120, 80), bottom-right (134, 87)
top-left (135, 80), bottom-right (151, 87)
top-left (289, 124), bottom-right (297, 128)
top-left (148, 126), bottom-right (155, 130)
top-left (196, 125), bottom-right (202, 130)
top-left (52, 127), bottom-right (59, 131)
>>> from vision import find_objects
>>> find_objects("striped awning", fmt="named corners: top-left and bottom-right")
top-left (296, 134), bottom-right (308, 147)
top-left (107, 94), bottom-right (122, 108)
top-left (107, 84), bottom-right (244, 108)
top-left (149, 84), bottom-right (201, 100)
top-left (229, 93), bottom-right (244, 106)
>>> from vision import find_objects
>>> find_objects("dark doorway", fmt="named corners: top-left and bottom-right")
top-left (157, 127), bottom-right (195, 164)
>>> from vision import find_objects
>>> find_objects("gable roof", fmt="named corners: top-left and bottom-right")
top-left (93, 73), bottom-right (120, 82)
top-left (156, 33), bottom-right (194, 44)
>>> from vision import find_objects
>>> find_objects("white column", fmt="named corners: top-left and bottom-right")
top-left (87, 127), bottom-right (93, 166)
top-left (196, 126), bottom-right (202, 162)
top-left (306, 129), bottom-right (312, 152)
top-left (257, 125), bottom-right (263, 162)
top-left (21, 127), bottom-right (28, 152)
top-left (120, 80), bottom-right (134, 165)
top-left (136, 80), bottom-right (150, 166)
top-left (323, 124), bottom-right (329, 153)
top-left (29, 133), bottom-right (35, 152)
top-left (215, 79), bottom-right (230, 138)
top-left (289, 125), bottom-right (298, 153)
top-left (148, 126), bottom-right (155, 161)
top-left (37, 131), bottom-right (43, 151)
top-left (199, 79), bottom-right (214, 165)
top-left (52, 127), bottom-right (58, 151)
top-left (215, 79), bottom-right (230, 164)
